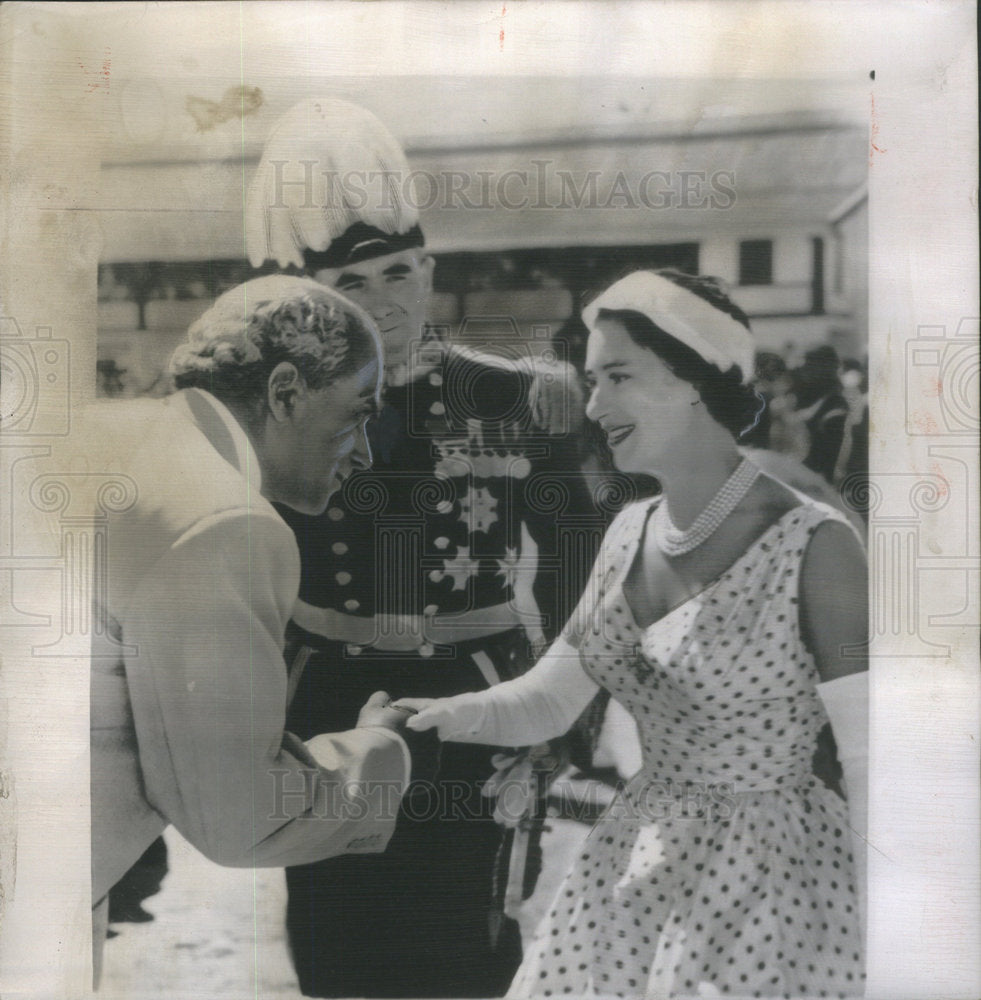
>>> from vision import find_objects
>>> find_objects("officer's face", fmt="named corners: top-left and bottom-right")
top-left (312, 249), bottom-right (434, 374)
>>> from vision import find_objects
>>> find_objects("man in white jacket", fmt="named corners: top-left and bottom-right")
top-left (78, 275), bottom-right (414, 979)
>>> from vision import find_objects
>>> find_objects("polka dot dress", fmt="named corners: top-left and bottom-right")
top-left (508, 501), bottom-right (864, 999)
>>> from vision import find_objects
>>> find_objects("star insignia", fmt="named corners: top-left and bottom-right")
top-left (458, 486), bottom-right (499, 533)
top-left (495, 546), bottom-right (521, 591)
top-left (431, 545), bottom-right (479, 591)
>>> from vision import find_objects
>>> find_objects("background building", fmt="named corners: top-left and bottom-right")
top-left (94, 78), bottom-right (868, 397)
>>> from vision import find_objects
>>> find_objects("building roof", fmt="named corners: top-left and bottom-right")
top-left (97, 76), bottom-right (867, 261)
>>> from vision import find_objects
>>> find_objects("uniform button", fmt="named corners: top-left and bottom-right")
top-left (344, 599), bottom-right (360, 611)
top-left (346, 645), bottom-right (363, 656)
top-left (424, 604), bottom-right (439, 616)
top-left (429, 570), bottom-right (442, 583)
top-left (434, 536), bottom-right (450, 549)
top-left (429, 401), bottom-right (446, 415)
top-left (429, 372), bottom-right (443, 386)
top-left (332, 542), bottom-right (348, 555)
top-left (419, 643), bottom-right (435, 658)
top-left (336, 572), bottom-right (352, 585)
top-left (436, 500), bottom-right (453, 515)
top-left (511, 457), bottom-right (532, 479)
top-left (327, 508), bottom-right (345, 521)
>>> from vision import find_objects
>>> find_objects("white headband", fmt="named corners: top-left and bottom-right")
top-left (582, 271), bottom-right (755, 383)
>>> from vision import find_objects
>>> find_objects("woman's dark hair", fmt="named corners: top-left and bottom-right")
top-left (653, 269), bottom-right (752, 331)
top-left (594, 269), bottom-right (763, 439)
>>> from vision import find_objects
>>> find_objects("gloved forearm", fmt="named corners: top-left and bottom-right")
top-left (398, 636), bottom-right (599, 745)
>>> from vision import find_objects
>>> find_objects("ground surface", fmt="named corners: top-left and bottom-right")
top-left (100, 704), bottom-right (642, 998)
top-left (99, 808), bottom-right (593, 999)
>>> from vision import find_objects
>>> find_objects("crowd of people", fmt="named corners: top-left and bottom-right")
top-left (83, 97), bottom-right (868, 1000)
top-left (746, 347), bottom-right (869, 495)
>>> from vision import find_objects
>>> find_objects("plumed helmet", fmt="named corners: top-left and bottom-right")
top-left (245, 97), bottom-right (420, 270)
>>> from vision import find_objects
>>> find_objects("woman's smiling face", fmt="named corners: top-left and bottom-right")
top-left (584, 316), bottom-right (700, 474)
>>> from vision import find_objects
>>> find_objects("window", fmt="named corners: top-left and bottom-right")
top-left (738, 240), bottom-right (773, 286)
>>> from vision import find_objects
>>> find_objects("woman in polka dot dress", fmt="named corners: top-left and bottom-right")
top-left (397, 269), bottom-right (868, 999)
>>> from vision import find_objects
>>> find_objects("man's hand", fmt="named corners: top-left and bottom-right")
top-left (528, 358), bottom-right (585, 435)
top-left (357, 690), bottom-right (411, 732)
top-left (360, 693), bottom-right (440, 785)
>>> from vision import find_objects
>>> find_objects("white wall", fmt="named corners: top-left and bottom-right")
top-left (699, 237), bottom-right (739, 284)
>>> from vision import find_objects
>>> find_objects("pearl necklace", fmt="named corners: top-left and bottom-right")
top-left (652, 457), bottom-right (760, 557)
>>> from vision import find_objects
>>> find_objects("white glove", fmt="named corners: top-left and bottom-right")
top-left (817, 670), bottom-right (869, 944)
top-left (394, 636), bottom-right (599, 747)
top-left (393, 694), bottom-right (485, 742)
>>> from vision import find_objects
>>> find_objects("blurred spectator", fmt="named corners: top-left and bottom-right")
top-left (744, 351), bottom-right (783, 448)
top-left (792, 344), bottom-right (850, 483)
top-left (743, 348), bottom-right (867, 536)
top-left (751, 351), bottom-right (810, 460)
top-left (834, 358), bottom-right (870, 516)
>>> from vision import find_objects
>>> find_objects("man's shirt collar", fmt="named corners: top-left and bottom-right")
top-left (171, 388), bottom-right (263, 495)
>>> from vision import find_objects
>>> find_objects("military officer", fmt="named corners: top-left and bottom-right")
top-left (246, 99), bottom-right (601, 998)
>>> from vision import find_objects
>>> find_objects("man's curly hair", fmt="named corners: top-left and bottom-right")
top-left (170, 275), bottom-right (379, 414)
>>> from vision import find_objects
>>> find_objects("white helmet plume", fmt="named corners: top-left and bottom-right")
top-left (245, 97), bottom-right (419, 270)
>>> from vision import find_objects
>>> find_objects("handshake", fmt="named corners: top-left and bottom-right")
top-left (355, 691), bottom-right (443, 787)
top-left (355, 691), bottom-right (468, 739)
top-left (355, 692), bottom-right (564, 829)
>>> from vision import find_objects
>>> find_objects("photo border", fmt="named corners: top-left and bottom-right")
top-left (1, 3), bottom-right (977, 997)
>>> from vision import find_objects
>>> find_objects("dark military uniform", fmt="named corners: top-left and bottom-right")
top-left (279, 342), bottom-right (602, 998)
